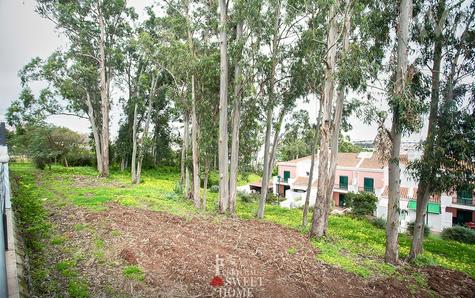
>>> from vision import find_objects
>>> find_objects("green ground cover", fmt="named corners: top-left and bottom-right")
top-left (10, 162), bottom-right (475, 289)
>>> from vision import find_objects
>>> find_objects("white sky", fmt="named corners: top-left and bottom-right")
top-left (0, 0), bottom-right (429, 142)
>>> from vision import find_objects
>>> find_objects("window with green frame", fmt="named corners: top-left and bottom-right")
top-left (283, 171), bottom-right (290, 182)
top-left (456, 186), bottom-right (473, 205)
top-left (339, 176), bottom-right (348, 190)
top-left (363, 177), bottom-right (374, 193)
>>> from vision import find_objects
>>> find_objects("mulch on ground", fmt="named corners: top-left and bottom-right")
top-left (47, 202), bottom-right (475, 297)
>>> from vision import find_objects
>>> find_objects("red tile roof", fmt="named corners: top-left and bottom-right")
top-left (359, 153), bottom-right (384, 169)
top-left (292, 176), bottom-right (318, 188)
top-left (336, 153), bottom-right (361, 167)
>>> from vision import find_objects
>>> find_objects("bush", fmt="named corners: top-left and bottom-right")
top-left (371, 217), bottom-right (387, 229)
top-left (65, 150), bottom-right (95, 167)
top-left (163, 192), bottom-right (179, 200)
top-left (346, 192), bottom-right (378, 216)
top-left (210, 185), bottom-right (219, 193)
top-left (173, 182), bottom-right (183, 195)
top-left (441, 226), bottom-right (475, 244)
top-left (407, 221), bottom-right (430, 237)
top-left (267, 192), bottom-right (280, 205)
top-left (238, 191), bottom-right (258, 203)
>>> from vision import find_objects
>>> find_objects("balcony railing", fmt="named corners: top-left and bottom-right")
top-left (453, 197), bottom-right (475, 206)
top-left (334, 183), bottom-right (349, 190)
top-left (358, 186), bottom-right (375, 193)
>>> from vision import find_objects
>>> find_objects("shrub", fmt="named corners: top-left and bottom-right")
top-left (238, 191), bottom-right (257, 203)
top-left (210, 185), bottom-right (219, 193)
top-left (441, 226), bottom-right (475, 244)
top-left (346, 192), bottom-right (378, 216)
top-left (371, 217), bottom-right (387, 229)
top-left (163, 192), bottom-right (178, 200)
top-left (173, 182), bottom-right (183, 195)
top-left (65, 150), bottom-right (95, 167)
top-left (267, 192), bottom-right (280, 204)
top-left (407, 221), bottom-right (430, 237)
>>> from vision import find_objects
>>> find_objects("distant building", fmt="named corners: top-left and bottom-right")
top-left (274, 152), bottom-right (386, 209)
top-left (274, 151), bottom-right (474, 232)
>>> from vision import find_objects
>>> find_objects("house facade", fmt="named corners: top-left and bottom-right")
top-left (274, 151), bottom-right (475, 232)
top-left (274, 152), bottom-right (386, 209)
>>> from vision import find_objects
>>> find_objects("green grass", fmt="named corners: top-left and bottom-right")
top-left (9, 162), bottom-right (475, 285)
top-left (122, 265), bottom-right (145, 281)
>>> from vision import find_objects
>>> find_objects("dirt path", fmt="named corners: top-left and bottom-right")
top-left (47, 202), bottom-right (475, 297)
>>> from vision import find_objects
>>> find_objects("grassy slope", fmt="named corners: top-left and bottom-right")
top-left (10, 163), bottom-right (475, 285)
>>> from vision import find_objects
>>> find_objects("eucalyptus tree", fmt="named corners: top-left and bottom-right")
top-left (289, 0), bottom-right (327, 227)
top-left (8, 52), bottom-right (105, 174)
top-left (256, 0), bottom-right (303, 219)
top-left (146, 2), bottom-right (194, 197)
top-left (35, 0), bottom-right (136, 177)
top-left (309, 0), bottom-right (339, 237)
top-left (408, 0), bottom-right (475, 260)
top-left (128, 30), bottom-right (165, 184)
top-left (218, 0), bottom-right (230, 213)
top-left (308, 0), bottom-right (394, 236)
top-left (226, 0), bottom-right (265, 214)
top-left (384, 0), bottom-right (424, 264)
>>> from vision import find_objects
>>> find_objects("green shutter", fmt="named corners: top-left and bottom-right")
top-left (283, 171), bottom-right (290, 182)
top-left (364, 178), bottom-right (374, 192)
top-left (339, 176), bottom-right (348, 189)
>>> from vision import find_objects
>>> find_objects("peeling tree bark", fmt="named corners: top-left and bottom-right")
top-left (323, 3), bottom-right (351, 233)
top-left (218, 0), bottom-right (230, 213)
top-left (385, 0), bottom-right (412, 265)
top-left (191, 74), bottom-right (201, 208)
top-left (229, 21), bottom-right (244, 216)
top-left (309, 0), bottom-right (338, 238)
top-left (98, 5), bottom-right (110, 177)
top-left (408, 0), bottom-right (444, 260)
top-left (258, 0), bottom-right (281, 219)
top-left (303, 98), bottom-right (323, 227)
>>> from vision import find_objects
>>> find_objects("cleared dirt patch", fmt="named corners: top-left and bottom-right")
top-left (47, 202), bottom-right (475, 297)
top-left (63, 175), bottom-right (127, 188)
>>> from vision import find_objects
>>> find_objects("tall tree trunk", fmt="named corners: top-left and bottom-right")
top-left (267, 108), bottom-right (285, 177)
top-left (180, 108), bottom-right (187, 186)
top-left (408, 0), bottom-right (444, 260)
top-left (218, 0), bottom-right (230, 213)
top-left (183, 112), bottom-right (191, 196)
top-left (309, 0), bottom-right (338, 238)
top-left (385, 0), bottom-right (412, 265)
top-left (258, 0), bottom-right (281, 219)
top-left (229, 21), bottom-right (244, 216)
top-left (191, 75), bottom-right (201, 208)
top-left (323, 3), bottom-right (351, 233)
top-left (136, 77), bottom-right (157, 184)
top-left (203, 156), bottom-right (210, 210)
top-left (131, 103), bottom-right (138, 183)
top-left (258, 101), bottom-right (274, 219)
top-left (303, 98), bottom-right (323, 227)
top-left (98, 6), bottom-right (109, 177)
top-left (85, 91), bottom-right (103, 175)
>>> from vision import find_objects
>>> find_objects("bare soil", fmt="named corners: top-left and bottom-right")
top-left (47, 202), bottom-right (475, 297)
